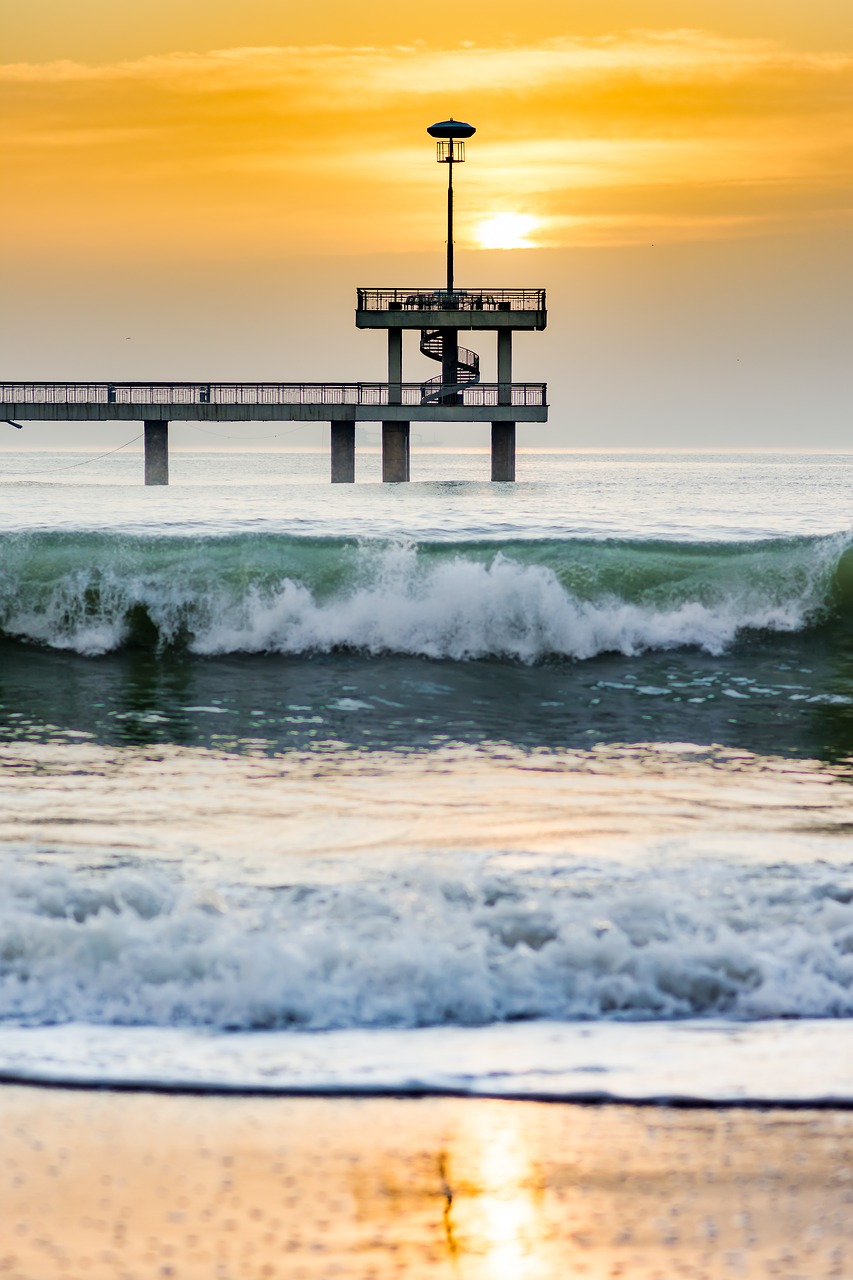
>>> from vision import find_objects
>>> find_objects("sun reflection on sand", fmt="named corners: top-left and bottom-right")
top-left (452, 1104), bottom-right (547, 1279)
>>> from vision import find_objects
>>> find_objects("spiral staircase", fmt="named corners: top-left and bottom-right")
top-left (419, 329), bottom-right (480, 403)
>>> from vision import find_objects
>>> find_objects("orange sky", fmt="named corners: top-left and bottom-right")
top-left (1, 1), bottom-right (851, 445)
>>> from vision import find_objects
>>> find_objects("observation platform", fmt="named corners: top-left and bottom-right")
top-left (357, 284), bottom-right (547, 481)
top-left (356, 287), bottom-right (547, 330)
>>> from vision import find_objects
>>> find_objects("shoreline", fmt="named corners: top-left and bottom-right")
top-left (3, 1072), bottom-right (853, 1111)
top-left (4, 1085), bottom-right (851, 1279)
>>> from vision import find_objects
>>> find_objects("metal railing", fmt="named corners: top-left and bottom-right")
top-left (1, 382), bottom-right (546, 408)
top-left (356, 287), bottom-right (546, 313)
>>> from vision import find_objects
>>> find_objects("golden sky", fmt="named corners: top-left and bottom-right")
top-left (3, 0), bottom-right (852, 261)
top-left (2, 1), bottom-right (851, 446)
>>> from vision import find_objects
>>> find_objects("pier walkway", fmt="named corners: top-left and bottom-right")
top-left (1, 381), bottom-right (545, 421)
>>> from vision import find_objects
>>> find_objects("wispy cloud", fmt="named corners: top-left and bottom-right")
top-left (3, 31), bottom-right (850, 87)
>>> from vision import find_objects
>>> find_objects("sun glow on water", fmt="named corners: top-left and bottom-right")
top-left (475, 212), bottom-right (539, 249)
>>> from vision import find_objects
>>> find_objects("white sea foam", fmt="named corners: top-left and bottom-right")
top-left (193, 548), bottom-right (812, 661)
top-left (2, 858), bottom-right (852, 1030)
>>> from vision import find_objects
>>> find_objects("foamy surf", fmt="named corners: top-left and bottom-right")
top-left (3, 855), bottom-right (853, 1031)
top-left (0, 530), bottom-right (846, 660)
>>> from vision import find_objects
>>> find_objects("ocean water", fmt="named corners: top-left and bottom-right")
top-left (2, 448), bottom-right (853, 1104)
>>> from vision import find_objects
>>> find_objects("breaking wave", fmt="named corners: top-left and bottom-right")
top-left (3, 857), bottom-right (853, 1030)
top-left (0, 530), bottom-right (849, 661)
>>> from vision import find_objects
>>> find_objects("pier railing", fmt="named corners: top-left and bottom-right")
top-left (356, 288), bottom-right (546, 313)
top-left (1, 382), bottom-right (547, 408)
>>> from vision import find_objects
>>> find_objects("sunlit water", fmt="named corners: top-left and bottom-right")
top-left (2, 449), bottom-right (853, 1102)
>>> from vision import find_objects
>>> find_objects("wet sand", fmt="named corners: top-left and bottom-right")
top-left (2, 1087), bottom-right (852, 1279)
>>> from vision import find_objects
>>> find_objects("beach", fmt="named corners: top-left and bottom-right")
top-left (3, 1086), bottom-right (852, 1279)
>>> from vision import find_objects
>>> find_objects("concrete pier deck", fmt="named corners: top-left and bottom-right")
top-left (1, 381), bottom-right (546, 423)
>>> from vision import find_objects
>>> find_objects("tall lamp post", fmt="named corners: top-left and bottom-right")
top-left (427, 118), bottom-right (476, 294)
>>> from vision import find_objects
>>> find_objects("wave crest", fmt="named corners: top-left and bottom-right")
top-left (0, 531), bottom-right (847, 660)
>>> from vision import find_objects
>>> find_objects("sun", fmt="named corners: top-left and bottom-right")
top-left (475, 212), bottom-right (539, 250)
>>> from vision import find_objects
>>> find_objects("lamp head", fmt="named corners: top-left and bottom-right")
top-left (427, 118), bottom-right (476, 140)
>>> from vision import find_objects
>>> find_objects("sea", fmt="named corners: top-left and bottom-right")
top-left (2, 446), bottom-right (853, 1106)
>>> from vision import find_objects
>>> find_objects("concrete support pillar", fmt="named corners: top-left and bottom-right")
top-left (491, 422), bottom-right (516, 482)
top-left (388, 329), bottom-right (403, 405)
top-left (497, 329), bottom-right (513, 405)
top-left (330, 420), bottom-right (355, 483)
top-left (382, 421), bottom-right (410, 483)
top-left (144, 420), bottom-right (169, 486)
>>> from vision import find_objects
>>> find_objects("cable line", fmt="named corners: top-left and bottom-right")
top-left (2, 432), bottom-right (143, 476)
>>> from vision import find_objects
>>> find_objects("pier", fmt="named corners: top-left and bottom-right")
top-left (2, 120), bottom-right (548, 483)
